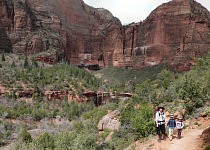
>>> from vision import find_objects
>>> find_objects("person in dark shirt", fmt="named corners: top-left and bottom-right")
top-left (167, 114), bottom-right (176, 141)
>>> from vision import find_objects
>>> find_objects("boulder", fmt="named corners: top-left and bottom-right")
top-left (201, 127), bottom-right (210, 146)
top-left (195, 108), bottom-right (204, 119)
top-left (97, 110), bottom-right (121, 131)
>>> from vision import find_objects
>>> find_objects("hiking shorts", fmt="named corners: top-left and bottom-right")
top-left (157, 124), bottom-right (165, 135)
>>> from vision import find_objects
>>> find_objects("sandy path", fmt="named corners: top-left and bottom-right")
top-left (136, 129), bottom-right (203, 150)
top-left (169, 129), bottom-right (202, 150)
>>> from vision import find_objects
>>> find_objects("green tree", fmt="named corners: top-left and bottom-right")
top-left (11, 60), bottom-right (16, 68)
top-left (19, 127), bottom-right (32, 143)
top-left (24, 56), bottom-right (29, 68)
top-left (156, 69), bottom-right (175, 89)
top-left (32, 57), bottom-right (38, 68)
top-left (1, 53), bottom-right (5, 61)
top-left (54, 132), bottom-right (77, 149)
top-left (34, 132), bottom-right (55, 150)
top-left (131, 104), bottom-right (155, 137)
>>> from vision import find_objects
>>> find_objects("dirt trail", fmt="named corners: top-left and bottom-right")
top-left (168, 129), bottom-right (202, 150)
top-left (134, 118), bottom-right (210, 150)
top-left (142, 128), bottom-right (203, 150)
top-left (128, 124), bottom-right (207, 150)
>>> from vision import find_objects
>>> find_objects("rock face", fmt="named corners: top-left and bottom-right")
top-left (0, 0), bottom-right (122, 66)
top-left (0, 0), bottom-right (65, 60)
top-left (201, 127), bottom-right (210, 147)
top-left (114, 0), bottom-right (210, 71)
top-left (97, 110), bottom-right (121, 131)
top-left (0, 0), bottom-right (210, 70)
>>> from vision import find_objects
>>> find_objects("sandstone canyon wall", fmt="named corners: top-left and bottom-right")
top-left (0, 0), bottom-right (65, 61)
top-left (0, 0), bottom-right (210, 70)
top-left (0, 0), bottom-right (122, 66)
top-left (114, 0), bottom-right (210, 71)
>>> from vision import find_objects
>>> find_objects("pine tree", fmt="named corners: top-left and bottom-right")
top-left (24, 56), bottom-right (29, 68)
top-left (2, 53), bottom-right (5, 61)
top-left (32, 57), bottom-right (38, 68)
top-left (20, 127), bottom-right (32, 143)
top-left (11, 60), bottom-right (16, 68)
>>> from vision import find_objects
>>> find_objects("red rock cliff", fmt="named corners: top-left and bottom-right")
top-left (1, 0), bottom-right (210, 70)
top-left (114, 0), bottom-right (210, 71)
top-left (0, 0), bottom-right (122, 66)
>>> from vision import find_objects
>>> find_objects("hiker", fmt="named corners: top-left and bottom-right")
top-left (176, 117), bottom-right (184, 139)
top-left (155, 106), bottom-right (166, 141)
top-left (167, 114), bottom-right (176, 141)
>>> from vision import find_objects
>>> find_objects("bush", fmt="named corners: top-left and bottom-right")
top-left (11, 60), bottom-right (16, 68)
top-left (19, 128), bottom-right (32, 143)
top-left (54, 132), bottom-right (77, 150)
top-left (2, 53), bottom-right (6, 61)
top-left (34, 132), bottom-right (55, 150)
top-left (204, 106), bottom-right (210, 115)
top-left (131, 104), bottom-right (156, 138)
top-left (72, 129), bottom-right (98, 150)
top-left (120, 102), bottom-right (156, 138)
top-left (102, 127), bottom-right (135, 150)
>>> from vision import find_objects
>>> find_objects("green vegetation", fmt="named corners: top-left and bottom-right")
top-left (11, 98), bottom-right (156, 150)
top-left (0, 52), bottom-right (210, 149)
top-left (19, 127), bottom-right (32, 143)
top-left (1, 53), bottom-right (6, 61)
top-left (0, 99), bottom-right (96, 121)
top-left (97, 64), bottom-right (172, 92)
top-left (205, 146), bottom-right (210, 150)
top-left (0, 120), bottom-right (16, 147)
top-left (0, 54), bottom-right (101, 95)
top-left (204, 106), bottom-right (210, 115)
top-left (34, 132), bottom-right (55, 149)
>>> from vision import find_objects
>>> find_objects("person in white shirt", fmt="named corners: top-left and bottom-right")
top-left (176, 117), bottom-right (184, 139)
top-left (155, 107), bottom-right (166, 142)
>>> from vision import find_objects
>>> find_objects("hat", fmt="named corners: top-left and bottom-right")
top-left (158, 106), bottom-right (165, 110)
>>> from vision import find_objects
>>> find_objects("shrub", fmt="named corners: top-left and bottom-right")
top-left (54, 132), bottom-right (77, 150)
top-left (204, 106), bottom-right (210, 115)
top-left (11, 60), bottom-right (16, 68)
top-left (120, 102), bottom-right (156, 138)
top-left (1, 53), bottom-right (6, 61)
top-left (72, 129), bottom-right (98, 150)
top-left (19, 128), bottom-right (32, 143)
top-left (23, 56), bottom-right (29, 68)
top-left (131, 103), bottom-right (156, 138)
top-left (34, 132), bottom-right (55, 150)
top-left (102, 127), bottom-right (135, 150)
